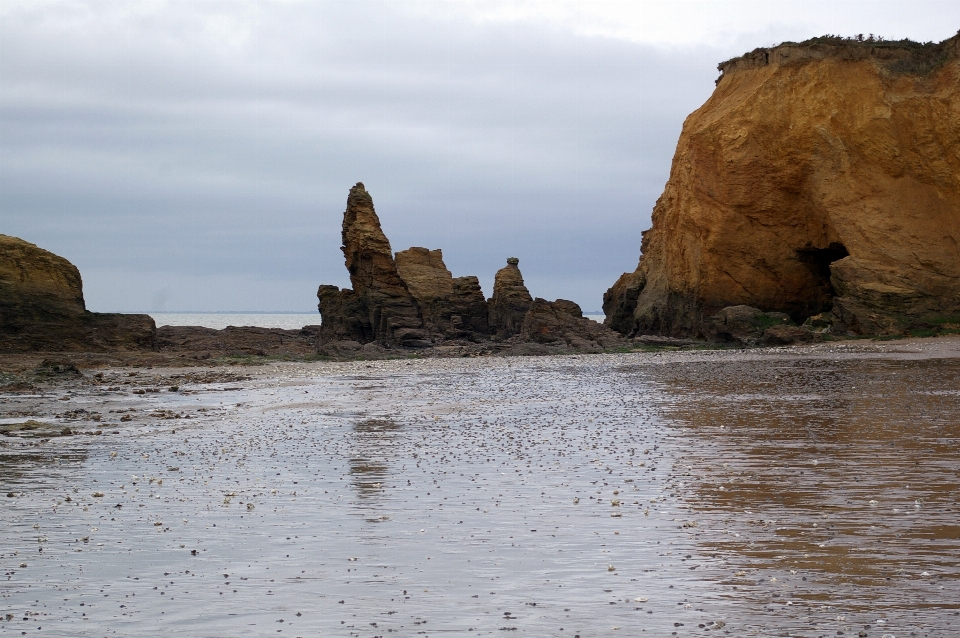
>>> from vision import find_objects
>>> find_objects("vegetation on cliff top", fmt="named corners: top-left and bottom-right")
top-left (719, 29), bottom-right (959, 76)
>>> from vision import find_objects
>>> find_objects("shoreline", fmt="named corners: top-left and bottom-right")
top-left (3, 331), bottom-right (959, 377)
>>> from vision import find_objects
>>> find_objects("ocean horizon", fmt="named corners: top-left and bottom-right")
top-left (145, 311), bottom-right (605, 330)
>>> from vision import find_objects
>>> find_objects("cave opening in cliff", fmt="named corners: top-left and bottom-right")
top-left (796, 242), bottom-right (849, 320)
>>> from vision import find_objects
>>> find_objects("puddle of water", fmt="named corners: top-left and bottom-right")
top-left (0, 351), bottom-right (957, 636)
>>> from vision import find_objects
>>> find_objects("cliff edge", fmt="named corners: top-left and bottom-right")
top-left (605, 33), bottom-right (960, 337)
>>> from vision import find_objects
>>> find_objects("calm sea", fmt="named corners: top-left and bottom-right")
top-left (148, 312), bottom-right (321, 330)
top-left (149, 312), bottom-right (606, 329)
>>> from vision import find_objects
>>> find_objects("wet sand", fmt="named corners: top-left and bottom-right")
top-left (2, 337), bottom-right (959, 637)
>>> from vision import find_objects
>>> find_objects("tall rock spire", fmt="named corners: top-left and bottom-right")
top-left (318, 183), bottom-right (426, 346)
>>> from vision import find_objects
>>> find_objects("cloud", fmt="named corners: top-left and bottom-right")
top-left (2, 1), bottom-right (956, 311)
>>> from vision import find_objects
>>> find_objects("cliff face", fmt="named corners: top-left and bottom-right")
top-left (0, 234), bottom-right (156, 352)
top-left (606, 34), bottom-right (960, 337)
top-left (1, 233), bottom-right (86, 322)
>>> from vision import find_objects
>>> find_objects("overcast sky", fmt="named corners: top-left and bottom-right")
top-left (2, 1), bottom-right (958, 313)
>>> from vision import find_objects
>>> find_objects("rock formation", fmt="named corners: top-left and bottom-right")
top-left (317, 183), bottom-right (428, 347)
top-left (394, 247), bottom-right (490, 340)
top-left (450, 276), bottom-right (491, 339)
top-left (606, 33), bottom-right (960, 338)
top-left (317, 185), bottom-right (623, 353)
top-left (1, 234), bottom-right (156, 352)
top-left (522, 298), bottom-right (622, 352)
top-left (488, 258), bottom-right (533, 337)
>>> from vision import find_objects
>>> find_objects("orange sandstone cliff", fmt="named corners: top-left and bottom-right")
top-left (605, 33), bottom-right (960, 337)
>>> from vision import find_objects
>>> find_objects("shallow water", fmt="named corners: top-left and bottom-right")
top-left (149, 312), bottom-right (321, 330)
top-left (1, 347), bottom-right (958, 636)
top-left (148, 312), bottom-right (604, 330)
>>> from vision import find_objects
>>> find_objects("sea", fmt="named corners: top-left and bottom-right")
top-left (148, 312), bottom-right (606, 330)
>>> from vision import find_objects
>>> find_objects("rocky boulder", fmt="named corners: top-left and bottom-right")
top-left (522, 298), bottom-right (623, 352)
top-left (606, 33), bottom-right (960, 338)
top-left (0, 234), bottom-right (156, 352)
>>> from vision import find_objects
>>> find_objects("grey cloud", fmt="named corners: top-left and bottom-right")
top-left (1, 2), bottom-right (756, 311)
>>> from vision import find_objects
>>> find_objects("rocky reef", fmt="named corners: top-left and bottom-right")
top-left (1, 234), bottom-right (156, 352)
top-left (318, 183), bottom-right (622, 353)
top-left (606, 33), bottom-right (960, 340)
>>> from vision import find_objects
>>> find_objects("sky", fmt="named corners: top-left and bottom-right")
top-left (2, 1), bottom-right (958, 313)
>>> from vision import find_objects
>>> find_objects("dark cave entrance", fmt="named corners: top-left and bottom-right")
top-left (795, 242), bottom-right (849, 320)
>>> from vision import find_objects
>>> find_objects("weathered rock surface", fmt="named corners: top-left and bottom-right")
top-left (1, 234), bottom-right (156, 352)
top-left (488, 258), bottom-right (533, 337)
top-left (450, 276), bottom-right (491, 339)
top-left (156, 325), bottom-right (322, 357)
top-left (602, 266), bottom-right (645, 335)
top-left (317, 183), bottom-right (427, 347)
top-left (606, 34), bottom-right (960, 338)
top-left (315, 185), bottom-right (631, 355)
top-left (521, 298), bottom-right (624, 352)
top-left (704, 304), bottom-right (798, 346)
top-left (395, 247), bottom-right (490, 340)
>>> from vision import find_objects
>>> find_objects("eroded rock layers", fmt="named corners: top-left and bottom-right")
top-left (318, 185), bottom-right (622, 351)
top-left (0, 234), bottom-right (156, 352)
top-left (316, 183), bottom-right (427, 347)
top-left (488, 257), bottom-right (533, 337)
top-left (395, 247), bottom-right (490, 340)
top-left (606, 34), bottom-right (960, 337)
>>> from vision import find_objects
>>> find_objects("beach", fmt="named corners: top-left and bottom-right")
top-left (2, 337), bottom-right (959, 636)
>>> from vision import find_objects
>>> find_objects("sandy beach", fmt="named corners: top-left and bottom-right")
top-left (1, 336), bottom-right (959, 636)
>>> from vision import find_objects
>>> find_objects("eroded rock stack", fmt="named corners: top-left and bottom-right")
top-left (0, 234), bottom-right (156, 352)
top-left (488, 258), bottom-right (533, 337)
top-left (605, 33), bottom-right (960, 339)
top-left (318, 186), bottom-right (622, 352)
top-left (317, 183), bottom-right (428, 347)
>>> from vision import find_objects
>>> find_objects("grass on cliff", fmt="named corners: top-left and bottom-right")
top-left (726, 30), bottom-right (958, 76)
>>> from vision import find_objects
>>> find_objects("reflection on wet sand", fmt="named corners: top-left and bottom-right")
top-left (1, 449), bottom-right (89, 492)
top-left (349, 419), bottom-right (400, 508)
top-left (653, 357), bottom-right (960, 632)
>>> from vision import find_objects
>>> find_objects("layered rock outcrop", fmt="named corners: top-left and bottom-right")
top-left (318, 185), bottom-right (622, 352)
top-left (522, 298), bottom-right (622, 352)
top-left (606, 33), bottom-right (960, 338)
top-left (488, 258), bottom-right (533, 337)
top-left (394, 247), bottom-right (490, 340)
top-left (316, 183), bottom-right (427, 347)
top-left (1, 234), bottom-right (156, 352)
